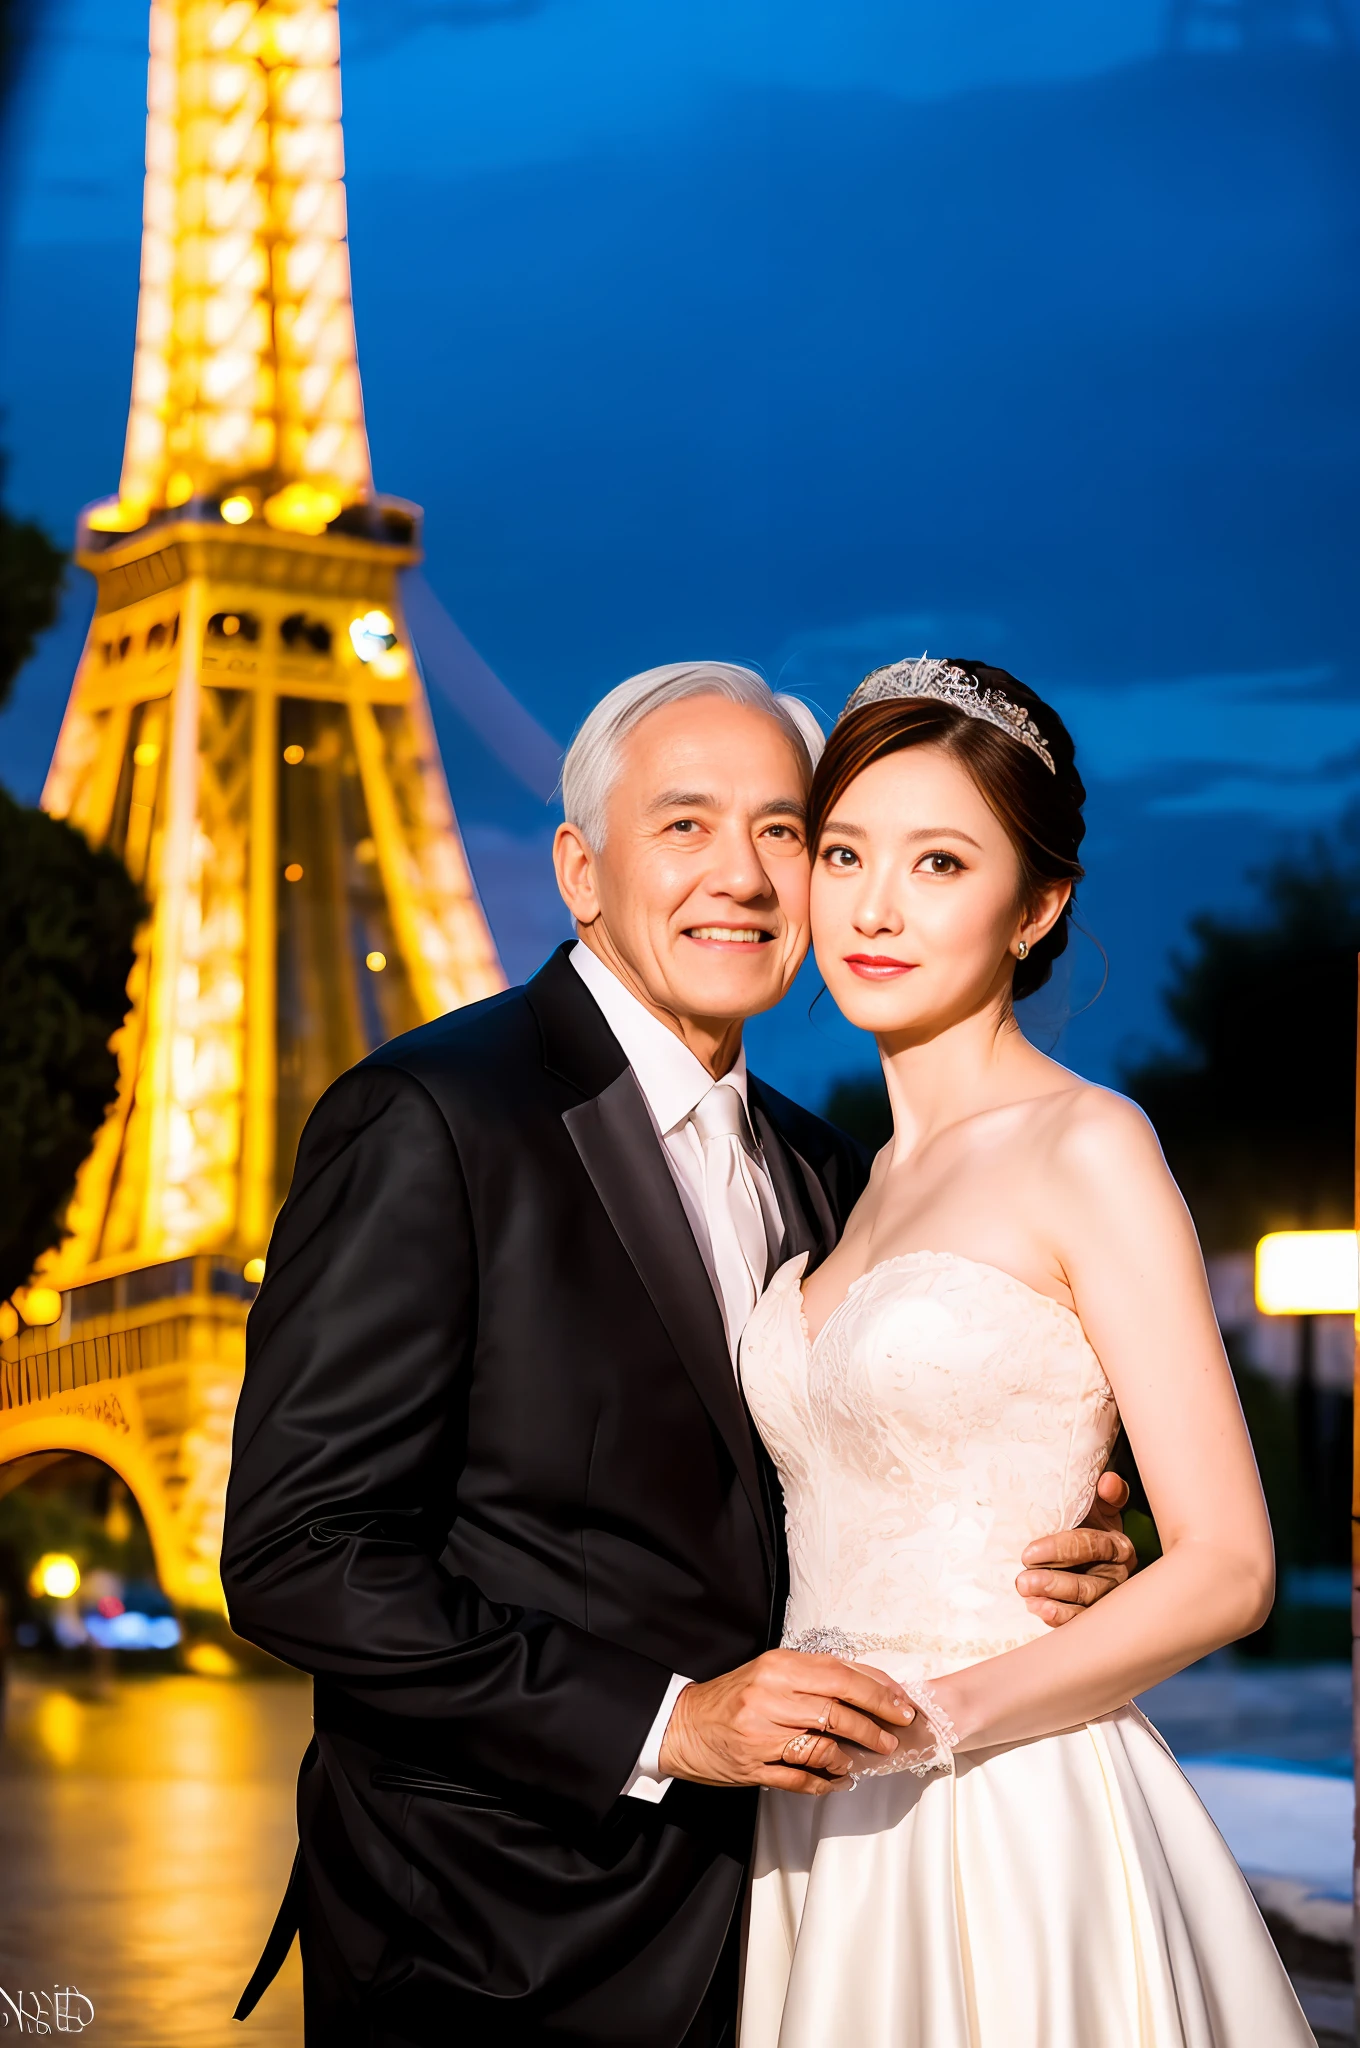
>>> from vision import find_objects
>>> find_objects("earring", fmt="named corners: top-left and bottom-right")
top-left (1016, 940), bottom-right (1030, 959)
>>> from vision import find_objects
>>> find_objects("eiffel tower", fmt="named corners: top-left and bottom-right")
top-left (0, 0), bottom-right (504, 1621)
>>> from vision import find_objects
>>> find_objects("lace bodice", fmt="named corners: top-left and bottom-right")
top-left (740, 1251), bottom-right (1119, 1682)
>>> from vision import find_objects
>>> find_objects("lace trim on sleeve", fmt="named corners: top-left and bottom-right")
top-left (852, 1678), bottom-right (959, 1782)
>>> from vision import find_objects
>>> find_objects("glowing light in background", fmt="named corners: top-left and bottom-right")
top-left (14, 1286), bottom-right (62, 1326)
top-left (243, 1257), bottom-right (266, 1284)
top-left (16, 0), bottom-right (506, 1632)
top-left (87, 496), bottom-right (153, 533)
top-left (265, 480), bottom-right (345, 533)
top-left (182, 1641), bottom-right (240, 1677)
top-left (86, 1612), bottom-right (182, 1651)
top-left (349, 609), bottom-right (397, 662)
top-left (33, 1691), bottom-right (83, 1769)
top-left (30, 1554), bottom-right (82, 1600)
top-left (365, 950), bottom-right (386, 971)
top-left (1255, 1231), bottom-right (1359, 1316)
top-left (114, 0), bottom-right (372, 526)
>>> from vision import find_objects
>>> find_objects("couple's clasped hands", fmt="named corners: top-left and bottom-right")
top-left (659, 1471), bottom-right (1135, 1796)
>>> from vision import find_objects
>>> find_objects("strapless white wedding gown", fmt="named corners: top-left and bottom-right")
top-left (737, 1252), bottom-right (1310, 2048)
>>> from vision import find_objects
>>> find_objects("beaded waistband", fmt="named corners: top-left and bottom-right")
top-left (783, 1623), bottom-right (1033, 1662)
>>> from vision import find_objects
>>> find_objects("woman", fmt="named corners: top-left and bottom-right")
top-left (737, 658), bottom-right (1310, 2047)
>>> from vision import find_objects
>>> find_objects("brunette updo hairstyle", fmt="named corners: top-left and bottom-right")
top-left (807, 662), bottom-right (1086, 1002)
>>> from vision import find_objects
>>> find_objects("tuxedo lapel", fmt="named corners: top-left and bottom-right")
top-left (749, 1084), bottom-right (836, 1271)
top-left (562, 1071), bottom-right (774, 1567)
top-left (529, 948), bottom-right (775, 1567)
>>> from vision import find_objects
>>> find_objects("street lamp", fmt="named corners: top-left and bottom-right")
top-left (1256, 1225), bottom-right (1358, 2031)
top-left (28, 1554), bottom-right (81, 1601)
top-left (1255, 1227), bottom-right (1357, 1549)
top-left (1255, 1231), bottom-right (1358, 1317)
top-left (1255, 1230), bottom-right (1356, 1583)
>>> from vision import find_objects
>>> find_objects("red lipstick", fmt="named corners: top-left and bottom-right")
top-left (844, 954), bottom-right (915, 980)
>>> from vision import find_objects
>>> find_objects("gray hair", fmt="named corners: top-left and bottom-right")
top-left (561, 662), bottom-right (825, 849)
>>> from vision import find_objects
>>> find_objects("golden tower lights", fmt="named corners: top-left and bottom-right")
top-left (1, 0), bottom-right (504, 1616)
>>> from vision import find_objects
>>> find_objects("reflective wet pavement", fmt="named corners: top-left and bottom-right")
top-left (0, 1660), bottom-right (1346, 2044)
top-left (0, 1667), bottom-right (308, 2045)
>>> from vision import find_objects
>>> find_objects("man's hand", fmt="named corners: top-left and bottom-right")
top-left (1016, 1470), bottom-right (1137, 1626)
top-left (657, 1650), bottom-right (915, 1797)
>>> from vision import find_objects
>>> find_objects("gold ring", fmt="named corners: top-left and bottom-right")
top-left (783, 1731), bottom-right (815, 1762)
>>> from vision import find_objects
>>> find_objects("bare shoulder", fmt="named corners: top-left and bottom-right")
top-left (1033, 1076), bottom-right (1177, 1207)
top-left (1000, 1056), bottom-right (1156, 1162)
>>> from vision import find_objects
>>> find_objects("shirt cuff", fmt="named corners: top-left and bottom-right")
top-left (622, 1671), bottom-right (692, 1804)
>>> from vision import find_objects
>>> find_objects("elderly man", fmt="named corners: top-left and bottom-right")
top-left (223, 664), bottom-right (1130, 2048)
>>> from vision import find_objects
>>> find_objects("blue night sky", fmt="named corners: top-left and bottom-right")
top-left (2, 0), bottom-right (1358, 1107)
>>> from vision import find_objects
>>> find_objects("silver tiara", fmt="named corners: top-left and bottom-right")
top-left (839, 655), bottom-right (1056, 773)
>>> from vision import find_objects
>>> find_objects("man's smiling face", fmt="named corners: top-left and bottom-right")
top-left (553, 694), bottom-right (813, 1060)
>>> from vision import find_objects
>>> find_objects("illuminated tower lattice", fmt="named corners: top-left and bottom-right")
top-left (0, 0), bottom-right (503, 1619)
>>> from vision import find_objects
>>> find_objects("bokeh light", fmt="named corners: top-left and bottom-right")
top-left (1255, 1231), bottom-right (1359, 1317)
top-left (349, 609), bottom-right (397, 663)
top-left (16, 1286), bottom-right (62, 1326)
top-left (30, 1554), bottom-right (82, 1601)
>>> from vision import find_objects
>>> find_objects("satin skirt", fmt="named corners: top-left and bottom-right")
top-left (738, 1706), bottom-right (1312, 2048)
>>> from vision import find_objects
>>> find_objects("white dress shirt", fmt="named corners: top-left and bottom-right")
top-left (569, 942), bottom-right (786, 1801)
top-left (569, 943), bottom-right (783, 1357)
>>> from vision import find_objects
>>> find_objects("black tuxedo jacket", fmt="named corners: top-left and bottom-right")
top-left (221, 945), bottom-right (868, 2047)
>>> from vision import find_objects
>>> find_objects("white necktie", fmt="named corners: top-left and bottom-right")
top-left (690, 1082), bottom-right (771, 1349)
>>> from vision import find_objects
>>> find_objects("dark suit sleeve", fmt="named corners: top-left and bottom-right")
top-left (220, 1063), bottom-right (672, 1832)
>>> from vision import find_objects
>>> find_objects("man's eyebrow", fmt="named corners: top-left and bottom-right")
top-left (646, 791), bottom-right (807, 820)
top-left (647, 789), bottom-right (718, 813)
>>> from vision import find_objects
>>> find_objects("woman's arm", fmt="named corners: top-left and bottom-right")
top-left (924, 1090), bottom-right (1274, 1756)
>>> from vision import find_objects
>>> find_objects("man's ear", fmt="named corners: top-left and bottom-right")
top-left (554, 821), bottom-right (601, 927)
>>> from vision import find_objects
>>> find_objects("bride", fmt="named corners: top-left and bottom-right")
top-left (736, 659), bottom-right (1311, 2047)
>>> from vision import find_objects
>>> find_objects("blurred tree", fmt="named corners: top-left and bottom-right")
top-left (1122, 820), bottom-right (1360, 1644)
top-left (1121, 814), bottom-right (1360, 1252)
top-left (0, 0), bottom-right (39, 122)
top-left (0, 792), bottom-right (143, 1303)
top-left (0, 473), bottom-right (64, 710)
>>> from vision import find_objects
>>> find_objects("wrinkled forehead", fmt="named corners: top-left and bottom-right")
top-left (612, 694), bottom-right (812, 807)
